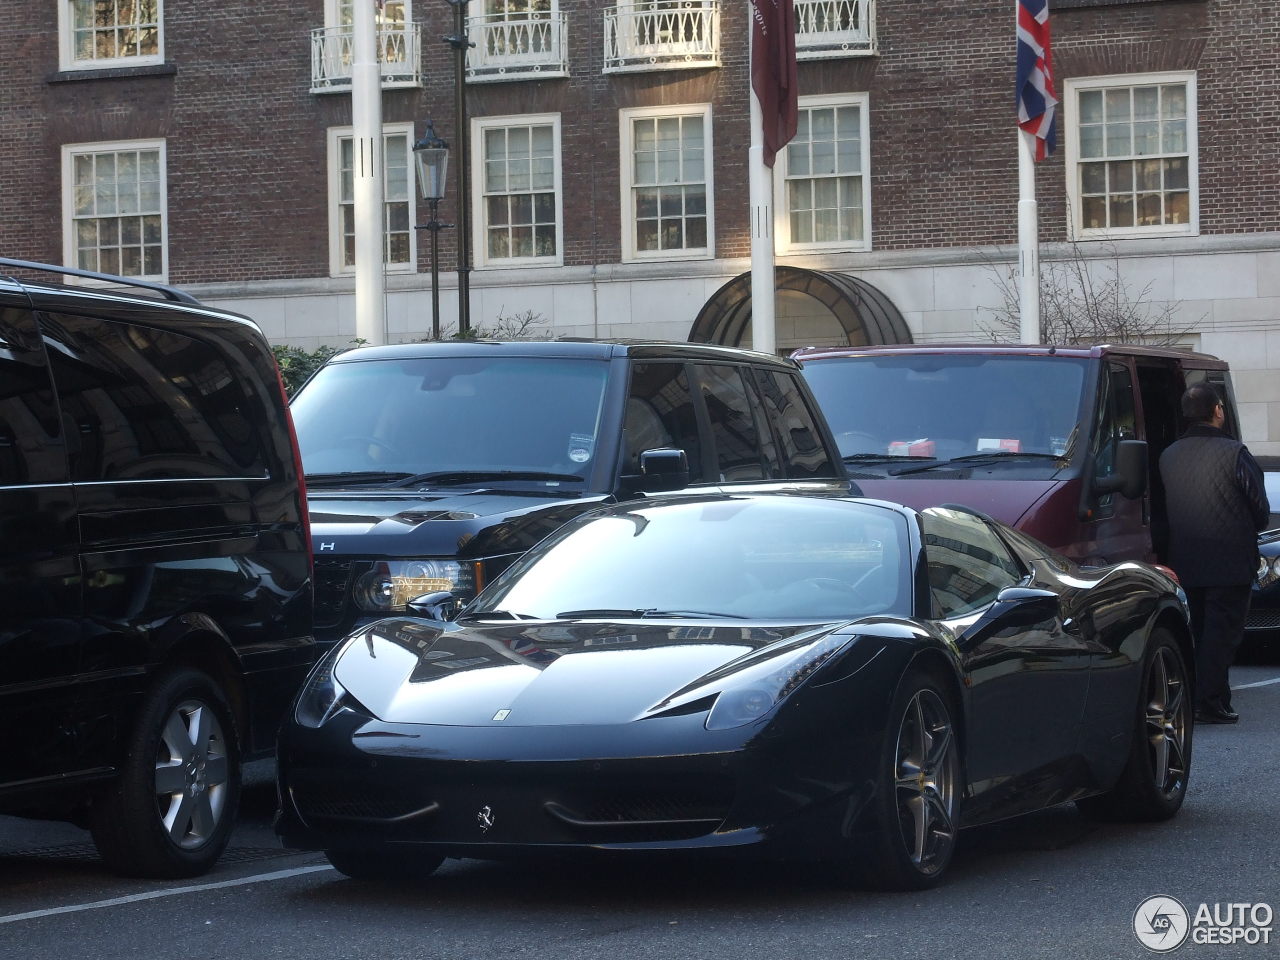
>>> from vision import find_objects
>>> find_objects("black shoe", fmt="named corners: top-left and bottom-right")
top-left (1195, 704), bottom-right (1239, 724)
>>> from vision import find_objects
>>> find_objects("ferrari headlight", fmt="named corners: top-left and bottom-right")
top-left (705, 635), bottom-right (849, 731)
top-left (353, 560), bottom-right (479, 612)
top-left (294, 644), bottom-right (352, 728)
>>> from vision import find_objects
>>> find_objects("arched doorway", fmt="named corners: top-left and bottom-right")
top-left (688, 266), bottom-right (912, 352)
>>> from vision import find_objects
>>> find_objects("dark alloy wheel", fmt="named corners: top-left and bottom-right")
top-left (1077, 628), bottom-right (1192, 822)
top-left (90, 668), bottom-right (241, 878)
top-left (855, 670), bottom-right (961, 890)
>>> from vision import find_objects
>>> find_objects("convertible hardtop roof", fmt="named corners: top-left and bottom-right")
top-left (325, 338), bottom-right (801, 368)
top-left (791, 341), bottom-right (1228, 368)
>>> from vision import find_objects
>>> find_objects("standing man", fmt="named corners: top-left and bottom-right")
top-left (1159, 382), bottom-right (1270, 724)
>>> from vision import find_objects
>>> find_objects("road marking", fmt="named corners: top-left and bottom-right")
top-left (1234, 675), bottom-right (1280, 690)
top-left (0, 863), bottom-right (334, 925)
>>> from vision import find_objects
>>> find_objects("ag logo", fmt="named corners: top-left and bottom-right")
top-left (1134, 896), bottom-right (1190, 952)
top-left (477, 805), bottom-right (495, 833)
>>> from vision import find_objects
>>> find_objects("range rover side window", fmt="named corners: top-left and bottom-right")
top-left (623, 362), bottom-right (705, 482)
top-left (694, 363), bottom-right (770, 482)
top-left (755, 370), bottom-right (837, 479)
top-left (0, 307), bottom-right (65, 486)
top-left (40, 314), bottom-right (266, 482)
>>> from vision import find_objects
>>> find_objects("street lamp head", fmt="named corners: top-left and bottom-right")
top-left (413, 120), bottom-right (450, 201)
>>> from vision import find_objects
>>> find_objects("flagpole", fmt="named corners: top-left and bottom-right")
top-left (353, 0), bottom-right (386, 345)
top-left (1017, 128), bottom-right (1039, 344)
top-left (748, 22), bottom-right (777, 357)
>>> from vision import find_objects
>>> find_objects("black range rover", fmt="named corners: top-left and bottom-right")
top-left (289, 339), bottom-right (853, 645)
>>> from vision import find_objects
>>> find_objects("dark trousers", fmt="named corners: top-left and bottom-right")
top-left (1184, 584), bottom-right (1251, 709)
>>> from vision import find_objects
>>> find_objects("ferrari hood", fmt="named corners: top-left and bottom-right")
top-left (332, 617), bottom-right (843, 726)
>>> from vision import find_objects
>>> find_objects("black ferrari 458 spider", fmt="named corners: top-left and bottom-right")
top-left (276, 493), bottom-right (1194, 890)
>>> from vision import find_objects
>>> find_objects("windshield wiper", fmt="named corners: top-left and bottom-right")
top-left (843, 453), bottom-right (935, 464)
top-left (555, 608), bottom-right (747, 620)
top-left (387, 470), bottom-right (585, 488)
top-left (889, 452), bottom-right (1065, 476)
top-left (304, 470), bottom-right (416, 487)
top-left (462, 609), bottom-right (541, 621)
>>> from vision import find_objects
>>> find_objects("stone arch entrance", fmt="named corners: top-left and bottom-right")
top-left (687, 266), bottom-right (912, 351)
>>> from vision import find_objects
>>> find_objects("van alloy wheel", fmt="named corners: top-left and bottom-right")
top-left (154, 699), bottom-right (232, 849)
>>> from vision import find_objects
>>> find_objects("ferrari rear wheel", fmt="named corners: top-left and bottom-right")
top-left (1077, 628), bottom-right (1192, 822)
top-left (325, 849), bottom-right (445, 883)
top-left (857, 669), bottom-right (960, 890)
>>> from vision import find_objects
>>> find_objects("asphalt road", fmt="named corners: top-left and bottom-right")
top-left (3, 653), bottom-right (1279, 960)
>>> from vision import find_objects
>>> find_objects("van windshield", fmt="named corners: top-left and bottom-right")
top-left (801, 354), bottom-right (1089, 472)
top-left (290, 356), bottom-right (610, 486)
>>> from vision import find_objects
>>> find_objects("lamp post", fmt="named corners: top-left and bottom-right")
top-left (444, 0), bottom-right (474, 335)
top-left (413, 120), bottom-right (451, 340)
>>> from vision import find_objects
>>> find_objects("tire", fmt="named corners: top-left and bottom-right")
top-left (325, 849), bottom-right (445, 883)
top-left (1077, 629), bottom-right (1192, 823)
top-left (90, 668), bottom-right (241, 878)
top-left (853, 668), bottom-right (961, 891)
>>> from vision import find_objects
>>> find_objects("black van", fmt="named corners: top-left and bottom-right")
top-left (0, 259), bottom-right (314, 878)
top-left (288, 339), bottom-right (851, 645)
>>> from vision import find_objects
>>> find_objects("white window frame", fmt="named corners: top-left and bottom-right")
top-left (619, 103), bottom-right (715, 263)
top-left (326, 123), bottom-right (419, 278)
top-left (61, 138), bottom-right (169, 282)
top-left (774, 92), bottom-right (872, 254)
top-left (58, 0), bottom-right (165, 71)
top-left (1064, 71), bottom-right (1199, 241)
top-left (325, 0), bottom-right (411, 30)
top-left (471, 113), bottom-right (564, 269)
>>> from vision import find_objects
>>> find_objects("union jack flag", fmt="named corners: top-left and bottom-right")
top-left (1016, 0), bottom-right (1057, 161)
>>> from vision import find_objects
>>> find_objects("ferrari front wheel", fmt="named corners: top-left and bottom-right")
top-left (858, 669), bottom-right (960, 890)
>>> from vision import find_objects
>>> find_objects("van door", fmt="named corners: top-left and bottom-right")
top-left (0, 296), bottom-right (83, 790)
top-left (1082, 359), bottom-right (1150, 563)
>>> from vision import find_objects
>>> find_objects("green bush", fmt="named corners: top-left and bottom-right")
top-left (272, 343), bottom-right (341, 396)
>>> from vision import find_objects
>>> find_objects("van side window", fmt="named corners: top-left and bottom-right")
top-left (0, 307), bottom-right (65, 486)
top-left (921, 508), bottom-right (1023, 619)
top-left (624, 362), bottom-right (704, 482)
top-left (694, 363), bottom-right (770, 482)
top-left (1093, 362), bottom-right (1137, 490)
top-left (40, 314), bottom-right (266, 481)
top-left (755, 370), bottom-right (837, 479)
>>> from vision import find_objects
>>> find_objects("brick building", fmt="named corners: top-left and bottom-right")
top-left (3, 0), bottom-right (1280, 451)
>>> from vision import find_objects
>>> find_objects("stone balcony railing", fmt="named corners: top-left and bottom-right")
top-left (310, 22), bottom-right (422, 93)
top-left (467, 11), bottom-right (569, 82)
top-left (603, 1), bottom-right (720, 74)
top-left (795, 0), bottom-right (877, 59)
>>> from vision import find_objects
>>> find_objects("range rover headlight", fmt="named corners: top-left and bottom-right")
top-left (705, 635), bottom-right (850, 731)
top-left (353, 560), bottom-right (479, 612)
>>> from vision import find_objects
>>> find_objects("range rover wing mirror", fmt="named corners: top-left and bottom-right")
top-left (1093, 439), bottom-right (1148, 500)
top-left (634, 447), bottom-right (690, 492)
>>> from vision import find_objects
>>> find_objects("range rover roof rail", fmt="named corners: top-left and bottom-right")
top-left (0, 257), bottom-right (203, 306)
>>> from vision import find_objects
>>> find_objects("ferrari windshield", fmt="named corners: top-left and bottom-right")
top-left (802, 354), bottom-right (1089, 467)
top-left (291, 355), bottom-right (610, 484)
top-left (470, 496), bottom-right (912, 621)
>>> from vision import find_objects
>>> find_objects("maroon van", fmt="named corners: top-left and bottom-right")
top-left (795, 343), bottom-right (1239, 566)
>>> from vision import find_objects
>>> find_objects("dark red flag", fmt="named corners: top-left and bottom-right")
top-left (750, 0), bottom-right (798, 168)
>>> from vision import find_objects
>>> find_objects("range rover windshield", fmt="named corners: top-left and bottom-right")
top-left (802, 354), bottom-right (1089, 474)
top-left (291, 356), bottom-right (610, 487)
